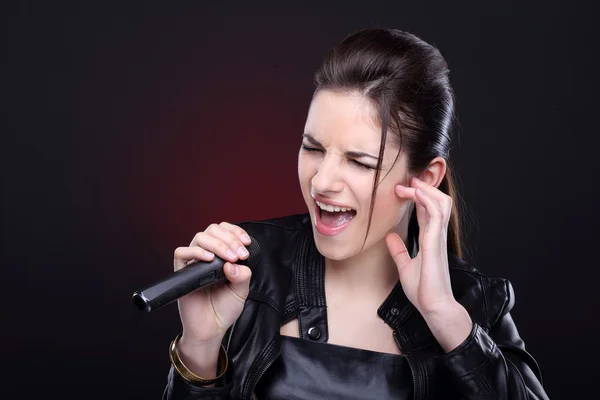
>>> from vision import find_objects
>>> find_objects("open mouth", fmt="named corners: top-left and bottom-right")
top-left (314, 200), bottom-right (356, 236)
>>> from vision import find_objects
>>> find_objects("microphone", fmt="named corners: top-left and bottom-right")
top-left (132, 237), bottom-right (261, 313)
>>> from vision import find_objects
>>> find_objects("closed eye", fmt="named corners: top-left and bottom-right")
top-left (302, 143), bottom-right (375, 170)
top-left (350, 160), bottom-right (375, 170)
top-left (301, 144), bottom-right (322, 153)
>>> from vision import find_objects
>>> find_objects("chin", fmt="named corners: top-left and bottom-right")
top-left (311, 232), bottom-right (357, 261)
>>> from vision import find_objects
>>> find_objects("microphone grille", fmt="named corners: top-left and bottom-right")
top-left (246, 236), bottom-right (261, 267)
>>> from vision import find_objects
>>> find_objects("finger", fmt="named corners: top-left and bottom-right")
top-left (219, 222), bottom-right (252, 246)
top-left (414, 188), bottom-right (444, 239)
top-left (411, 177), bottom-right (452, 216)
top-left (395, 184), bottom-right (429, 243)
top-left (385, 232), bottom-right (411, 270)
top-left (192, 231), bottom-right (245, 263)
top-left (223, 262), bottom-right (252, 301)
top-left (173, 246), bottom-right (215, 271)
top-left (394, 184), bottom-right (418, 201)
top-left (416, 202), bottom-right (427, 245)
top-left (410, 177), bottom-right (444, 199)
top-left (207, 225), bottom-right (251, 260)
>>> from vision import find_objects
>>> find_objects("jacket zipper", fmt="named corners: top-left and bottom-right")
top-left (241, 339), bottom-right (281, 400)
top-left (394, 330), bottom-right (426, 400)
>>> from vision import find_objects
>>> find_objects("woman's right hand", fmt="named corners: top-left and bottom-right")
top-left (174, 222), bottom-right (253, 346)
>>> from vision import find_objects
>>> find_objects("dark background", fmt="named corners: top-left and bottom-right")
top-left (3, 1), bottom-right (598, 399)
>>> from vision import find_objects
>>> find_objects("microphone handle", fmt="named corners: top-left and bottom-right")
top-left (132, 256), bottom-right (228, 313)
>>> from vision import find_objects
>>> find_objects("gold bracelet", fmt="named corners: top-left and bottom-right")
top-left (169, 332), bottom-right (229, 385)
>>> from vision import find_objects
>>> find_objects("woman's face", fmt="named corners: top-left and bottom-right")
top-left (298, 89), bottom-right (413, 260)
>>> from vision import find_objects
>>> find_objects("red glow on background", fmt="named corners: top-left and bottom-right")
top-left (121, 64), bottom-right (310, 251)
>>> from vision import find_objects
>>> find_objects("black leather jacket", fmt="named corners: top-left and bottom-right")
top-left (164, 213), bottom-right (549, 399)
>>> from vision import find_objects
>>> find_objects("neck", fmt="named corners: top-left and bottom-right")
top-left (324, 221), bottom-right (410, 297)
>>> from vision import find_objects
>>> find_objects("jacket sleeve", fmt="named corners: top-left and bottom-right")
top-left (162, 362), bottom-right (235, 400)
top-left (440, 279), bottom-right (550, 399)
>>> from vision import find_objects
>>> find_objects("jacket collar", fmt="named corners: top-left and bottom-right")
top-left (293, 224), bottom-right (435, 350)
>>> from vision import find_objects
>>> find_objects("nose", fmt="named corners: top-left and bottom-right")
top-left (310, 155), bottom-right (344, 195)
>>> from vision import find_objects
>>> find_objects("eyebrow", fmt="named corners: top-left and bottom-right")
top-left (302, 133), bottom-right (379, 160)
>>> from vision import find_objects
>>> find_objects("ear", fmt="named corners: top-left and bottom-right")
top-left (417, 157), bottom-right (447, 188)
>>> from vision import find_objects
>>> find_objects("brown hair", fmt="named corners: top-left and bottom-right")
top-left (314, 28), bottom-right (464, 259)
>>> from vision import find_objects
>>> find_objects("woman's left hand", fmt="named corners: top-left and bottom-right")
top-left (385, 176), bottom-right (455, 316)
top-left (386, 176), bottom-right (472, 351)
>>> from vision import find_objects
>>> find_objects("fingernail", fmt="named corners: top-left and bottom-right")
top-left (417, 188), bottom-right (425, 196)
top-left (226, 249), bottom-right (237, 260)
top-left (205, 250), bottom-right (214, 258)
top-left (231, 263), bottom-right (239, 276)
top-left (237, 246), bottom-right (249, 257)
top-left (241, 234), bottom-right (251, 244)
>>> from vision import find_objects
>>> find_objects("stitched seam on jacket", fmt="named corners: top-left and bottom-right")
top-left (474, 371), bottom-right (498, 400)
top-left (455, 342), bottom-right (496, 379)
top-left (281, 301), bottom-right (298, 325)
top-left (294, 226), bottom-right (328, 341)
top-left (247, 291), bottom-right (281, 314)
top-left (241, 339), bottom-right (278, 400)
top-left (295, 231), bottom-right (326, 307)
top-left (457, 350), bottom-right (498, 399)
top-left (296, 233), bottom-right (309, 306)
top-left (283, 300), bottom-right (296, 316)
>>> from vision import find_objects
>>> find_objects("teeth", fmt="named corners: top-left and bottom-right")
top-left (316, 201), bottom-right (354, 213)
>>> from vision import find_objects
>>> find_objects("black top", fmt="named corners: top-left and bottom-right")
top-left (254, 335), bottom-right (413, 399)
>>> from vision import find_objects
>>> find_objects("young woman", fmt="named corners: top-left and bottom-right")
top-left (162, 28), bottom-right (549, 399)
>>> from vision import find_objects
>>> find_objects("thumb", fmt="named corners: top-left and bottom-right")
top-left (386, 232), bottom-right (411, 271)
top-left (224, 262), bottom-right (252, 298)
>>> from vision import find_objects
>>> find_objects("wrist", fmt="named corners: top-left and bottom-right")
top-left (180, 332), bottom-right (224, 349)
top-left (177, 334), bottom-right (224, 378)
top-left (422, 301), bottom-right (473, 353)
top-left (421, 300), bottom-right (464, 322)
